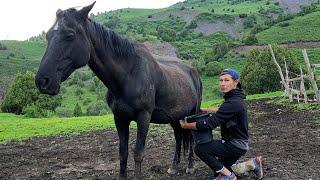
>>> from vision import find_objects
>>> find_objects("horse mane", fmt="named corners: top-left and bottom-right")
top-left (59, 7), bottom-right (137, 59)
top-left (88, 19), bottom-right (137, 58)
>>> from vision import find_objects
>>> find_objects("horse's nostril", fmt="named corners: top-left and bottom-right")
top-left (39, 77), bottom-right (51, 89)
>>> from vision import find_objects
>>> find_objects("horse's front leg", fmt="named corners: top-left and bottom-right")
top-left (115, 116), bottom-right (130, 180)
top-left (134, 110), bottom-right (151, 180)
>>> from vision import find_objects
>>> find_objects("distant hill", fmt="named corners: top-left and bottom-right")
top-left (257, 10), bottom-right (320, 44)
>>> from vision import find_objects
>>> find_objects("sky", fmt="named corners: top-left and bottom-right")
top-left (0, 0), bottom-right (183, 41)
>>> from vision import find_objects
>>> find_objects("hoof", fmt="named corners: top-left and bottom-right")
top-left (186, 167), bottom-right (195, 174)
top-left (167, 168), bottom-right (177, 174)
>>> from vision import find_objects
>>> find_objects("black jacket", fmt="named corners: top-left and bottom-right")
top-left (196, 89), bottom-right (249, 148)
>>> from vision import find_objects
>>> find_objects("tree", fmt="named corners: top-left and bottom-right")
top-left (212, 41), bottom-right (232, 60)
top-left (73, 103), bottom-right (82, 117)
top-left (1, 71), bottom-right (62, 116)
top-left (241, 45), bottom-right (300, 94)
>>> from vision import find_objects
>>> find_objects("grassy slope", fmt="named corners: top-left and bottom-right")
top-left (257, 11), bottom-right (320, 44)
top-left (0, 40), bottom-right (45, 88)
top-left (172, 0), bottom-right (277, 14)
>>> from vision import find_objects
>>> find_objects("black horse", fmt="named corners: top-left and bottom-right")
top-left (35, 2), bottom-right (202, 179)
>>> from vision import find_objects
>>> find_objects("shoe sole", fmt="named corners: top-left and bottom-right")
top-left (256, 157), bottom-right (263, 180)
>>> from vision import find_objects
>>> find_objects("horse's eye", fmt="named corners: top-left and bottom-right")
top-left (65, 33), bottom-right (75, 41)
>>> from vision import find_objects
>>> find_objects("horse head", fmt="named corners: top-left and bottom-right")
top-left (35, 2), bottom-right (95, 95)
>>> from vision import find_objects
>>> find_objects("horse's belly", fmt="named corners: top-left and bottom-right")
top-left (150, 107), bottom-right (189, 124)
top-left (150, 110), bottom-right (172, 124)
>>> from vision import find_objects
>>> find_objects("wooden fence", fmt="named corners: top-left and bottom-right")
top-left (268, 45), bottom-right (320, 103)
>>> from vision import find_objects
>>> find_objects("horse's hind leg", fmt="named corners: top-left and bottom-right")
top-left (186, 133), bottom-right (195, 174)
top-left (167, 122), bottom-right (182, 175)
top-left (134, 111), bottom-right (151, 180)
top-left (115, 116), bottom-right (130, 180)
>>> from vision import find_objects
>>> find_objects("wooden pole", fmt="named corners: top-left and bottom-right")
top-left (300, 66), bottom-right (308, 103)
top-left (302, 49), bottom-right (320, 102)
top-left (284, 58), bottom-right (293, 101)
top-left (268, 45), bottom-right (292, 101)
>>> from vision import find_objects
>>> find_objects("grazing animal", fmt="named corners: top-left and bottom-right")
top-left (35, 2), bottom-right (202, 179)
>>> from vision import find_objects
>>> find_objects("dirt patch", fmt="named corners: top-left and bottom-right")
top-left (276, 0), bottom-right (310, 14)
top-left (194, 17), bottom-right (243, 39)
top-left (143, 41), bottom-right (181, 62)
top-left (0, 99), bottom-right (319, 179)
top-left (146, 9), bottom-right (199, 26)
top-left (143, 41), bottom-right (179, 58)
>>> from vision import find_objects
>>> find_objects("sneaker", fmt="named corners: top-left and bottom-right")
top-left (215, 172), bottom-right (237, 180)
top-left (252, 156), bottom-right (263, 179)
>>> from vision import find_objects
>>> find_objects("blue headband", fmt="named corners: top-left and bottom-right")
top-left (220, 68), bottom-right (240, 80)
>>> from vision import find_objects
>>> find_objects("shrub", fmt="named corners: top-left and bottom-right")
top-left (205, 61), bottom-right (223, 77)
top-left (0, 43), bottom-right (7, 50)
top-left (212, 41), bottom-right (232, 60)
top-left (55, 107), bottom-right (73, 117)
top-left (243, 15), bottom-right (256, 29)
top-left (241, 45), bottom-right (300, 94)
top-left (242, 34), bottom-right (258, 45)
top-left (190, 58), bottom-right (206, 75)
top-left (86, 101), bottom-right (106, 116)
top-left (23, 104), bottom-right (50, 118)
top-left (278, 22), bottom-right (290, 27)
top-left (0, 71), bottom-right (62, 115)
top-left (73, 103), bottom-right (82, 117)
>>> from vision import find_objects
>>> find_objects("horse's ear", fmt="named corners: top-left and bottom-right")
top-left (78, 1), bottom-right (96, 19)
top-left (56, 9), bottom-right (62, 17)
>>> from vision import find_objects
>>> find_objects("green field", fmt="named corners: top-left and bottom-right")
top-left (257, 11), bottom-right (320, 44)
top-left (0, 90), bottom-right (287, 144)
top-left (0, 113), bottom-right (117, 144)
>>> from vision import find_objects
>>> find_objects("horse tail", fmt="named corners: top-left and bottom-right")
top-left (182, 67), bottom-right (203, 155)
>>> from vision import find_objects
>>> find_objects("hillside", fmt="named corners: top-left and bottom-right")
top-left (1, 0), bottom-right (320, 108)
top-left (257, 10), bottom-right (320, 44)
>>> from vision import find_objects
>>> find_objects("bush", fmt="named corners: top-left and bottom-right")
top-left (23, 104), bottom-right (50, 118)
top-left (243, 15), bottom-right (256, 29)
top-left (86, 101), bottom-right (107, 116)
top-left (241, 45), bottom-right (300, 94)
top-left (242, 34), bottom-right (258, 45)
top-left (278, 22), bottom-right (290, 27)
top-left (0, 71), bottom-right (62, 115)
top-left (0, 43), bottom-right (7, 50)
top-left (205, 61), bottom-right (223, 77)
top-left (73, 103), bottom-right (82, 117)
top-left (212, 41), bottom-right (232, 60)
top-left (55, 107), bottom-right (73, 117)
top-left (190, 58), bottom-right (206, 75)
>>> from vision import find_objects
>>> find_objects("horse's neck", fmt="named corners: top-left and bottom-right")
top-left (86, 22), bottom-right (134, 94)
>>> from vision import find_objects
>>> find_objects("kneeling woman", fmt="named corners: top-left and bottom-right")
top-left (180, 68), bottom-right (263, 180)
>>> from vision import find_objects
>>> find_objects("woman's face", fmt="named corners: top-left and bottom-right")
top-left (219, 74), bottom-right (239, 93)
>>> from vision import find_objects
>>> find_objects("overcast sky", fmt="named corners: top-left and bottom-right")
top-left (0, 0), bottom-right (183, 40)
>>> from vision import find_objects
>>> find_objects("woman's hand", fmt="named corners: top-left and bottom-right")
top-left (179, 118), bottom-right (197, 130)
top-left (179, 118), bottom-right (188, 129)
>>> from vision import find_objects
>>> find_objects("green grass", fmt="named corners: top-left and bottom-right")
top-left (95, 8), bottom-right (165, 22)
top-left (0, 89), bottom-right (310, 144)
top-left (172, 0), bottom-right (278, 15)
top-left (0, 113), bottom-right (119, 144)
top-left (257, 11), bottom-right (320, 44)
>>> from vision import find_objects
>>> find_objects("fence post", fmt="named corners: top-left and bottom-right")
top-left (300, 66), bottom-right (308, 103)
top-left (302, 49), bottom-right (320, 102)
top-left (268, 45), bottom-right (292, 101)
